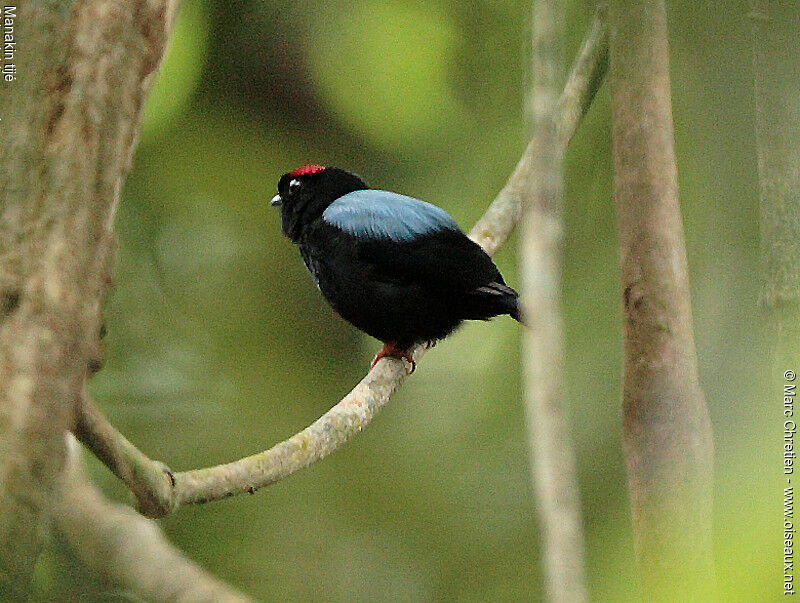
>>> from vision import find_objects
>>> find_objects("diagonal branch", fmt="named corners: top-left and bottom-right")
top-left (74, 9), bottom-right (609, 519)
top-left (470, 7), bottom-right (607, 256)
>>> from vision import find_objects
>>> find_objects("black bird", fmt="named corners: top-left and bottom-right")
top-left (270, 165), bottom-right (521, 369)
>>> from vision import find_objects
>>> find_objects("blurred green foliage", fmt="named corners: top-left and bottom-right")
top-left (31, 0), bottom-right (778, 600)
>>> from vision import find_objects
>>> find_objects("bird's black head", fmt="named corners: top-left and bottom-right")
top-left (270, 166), bottom-right (368, 241)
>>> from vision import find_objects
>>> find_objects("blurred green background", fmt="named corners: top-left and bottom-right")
top-left (32, 0), bottom-right (777, 600)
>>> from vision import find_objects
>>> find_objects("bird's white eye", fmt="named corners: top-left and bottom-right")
top-left (288, 178), bottom-right (302, 193)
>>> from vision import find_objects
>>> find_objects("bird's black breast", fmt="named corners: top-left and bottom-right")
top-left (296, 219), bottom-right (518, 348)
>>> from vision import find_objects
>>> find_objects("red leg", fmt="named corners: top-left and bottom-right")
top-left (370, 341), bottom-right (416, 372)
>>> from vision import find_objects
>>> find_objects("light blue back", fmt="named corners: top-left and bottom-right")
top-left (322, 190), bottom-right (460, 242)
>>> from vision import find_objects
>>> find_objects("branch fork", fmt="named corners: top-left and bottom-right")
top-left (74, 7), bottom-right (609, 520)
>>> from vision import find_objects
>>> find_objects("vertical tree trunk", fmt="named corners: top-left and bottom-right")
top-left (609, 0), bottom-right (714, 597)
top-left (0, 1), bottom-right (176, 596)
top-left (521, 1), bottom-right (589, 601)
top-left (752, 0), bottom-right (800, 346)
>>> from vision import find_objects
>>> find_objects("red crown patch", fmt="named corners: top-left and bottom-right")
top-left (289, 165), bottom-right (326, 177)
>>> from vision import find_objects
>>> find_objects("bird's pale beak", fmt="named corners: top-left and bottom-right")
top-left (270, 194), bottom-right (282, 207)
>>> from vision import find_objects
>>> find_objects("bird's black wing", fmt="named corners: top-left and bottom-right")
top-left (319, 189), bottom-right (518, 320)
top-left (357, 229), bottom-right (519, 320)
top-left (358, 228), bottom-right (495, 287)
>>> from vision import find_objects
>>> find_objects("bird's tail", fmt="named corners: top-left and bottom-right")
top-left (468, 281), bottom-right (527, 325)
top-left (509, 297), bottom-right (528, 326)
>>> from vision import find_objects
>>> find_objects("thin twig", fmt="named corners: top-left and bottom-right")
top-left (73, 11), bottom-right (609, 519)
top-left (520, 3), bottom-right (606, 602)
top-left (609, 0), bottom-right (714, 597)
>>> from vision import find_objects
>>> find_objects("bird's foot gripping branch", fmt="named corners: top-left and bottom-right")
top-left (72, 7), bottom-right (608, 519)
top-left (371, 341), bottom-right (418, 372)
